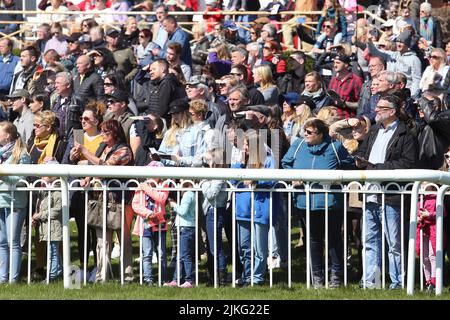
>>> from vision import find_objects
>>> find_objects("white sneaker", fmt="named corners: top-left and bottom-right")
top-left (111, 244), bottom-right (121, 259)
top-left (267, 256), bottom-right (280, 269)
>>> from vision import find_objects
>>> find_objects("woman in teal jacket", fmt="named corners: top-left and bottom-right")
top-left (0, 122), bottom-right (30, 283)
top-left (282, 118), bottom-right (354, 289)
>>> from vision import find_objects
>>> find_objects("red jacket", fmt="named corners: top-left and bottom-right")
top-left (132, 180), bottom-right (169, 235)
top-left (415, 194), bottom-right (446, 256)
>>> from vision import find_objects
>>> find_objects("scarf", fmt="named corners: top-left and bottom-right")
top-left (420, 17), bottom-right (434, 44)
top-left (33, 132), bottom-right (58, 164)
top-left (302, 88), bottom-right (324, 99)
top-left (0, 141), bottom-right (15, 164)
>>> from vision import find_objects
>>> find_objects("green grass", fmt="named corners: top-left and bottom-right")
top-left (1, 282), bottom-right (449, 300)
top-left (7, 222), bottom-right (450, 300)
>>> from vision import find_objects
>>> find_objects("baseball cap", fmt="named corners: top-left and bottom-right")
top-left (296, 95), bottom-right (316, 110)
top-left (168, 98), bottom-right (190, 114)
top-left (105, 28), bottom-right (120, 37)
top-left (246, 104), bottom-right (270, 117)
top-left (332, 53), bottom-right (351, 64)
top-left (104, 89), bottom-right (129, 103)
top-left (7, 89), bottom-right (30, 100)
top-left (186, 75), bottom-right (208, 86)
top-left (223, 21), bottom-right (239, 32)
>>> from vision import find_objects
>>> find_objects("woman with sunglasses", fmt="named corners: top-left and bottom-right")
top-left (74, 119), bottom-right (133, 282)
top-left (282, 118), bottom-right (354, 289)
top-left (420, 48), bottom-right (449, 92)
top-left (135, 28), bottom-right (154, 67)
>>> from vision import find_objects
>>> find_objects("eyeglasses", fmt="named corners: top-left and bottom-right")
top-left (263, 46), bottom-right (272, 50)
top-left (186, 84), bottom-right (199, 89)
top-left (33, 123), bottom-right (46, 129)
top-left (323, 25), bottom-right (333, 29)
top-left (80, 116), bottom-right (93, 122)
top-left (378, 44), bottom-right (386, 49)
top-left (218, 83), bottom-right (226, 87)
top-left (100, 130), bottom-right (111, 135)
top-left (106, 99), bottom-right (116, 105)
top-left (104, 82), bottom-right (114, 87)
top-left (375, 105), bottom-right (393, 111)
top-left (430, 55), bottom-right (441, 60)
top-left (445, 154), bottom-right (450, 160)
top-left (304, 129), bottom-right (318, 135)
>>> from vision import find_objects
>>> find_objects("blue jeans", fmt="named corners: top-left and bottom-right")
top-left (237, 220), bottom-right (268, 284)
top-left (172, 226), bottom-right (195, 283)
top-left (363, 202), bottom-right (402, 286)
top-left (206, 207), bottom-right (227, 273)
top-left (0, 207), bottom-right (26, 283)
top-left (48, 241), bottom-right (62, 279)
top-left (142, 230), bottom-right (167, 283)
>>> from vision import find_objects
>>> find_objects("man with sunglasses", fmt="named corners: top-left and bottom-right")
top-left (355, 94), bottom-right (419, 290)
top-left (312, 19), bottom-right (342, 58)
top-left (43, 22), bottom-right (68, 58)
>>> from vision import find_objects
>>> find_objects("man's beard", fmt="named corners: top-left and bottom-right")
top-left (375, 113), bottom-right (389, 124)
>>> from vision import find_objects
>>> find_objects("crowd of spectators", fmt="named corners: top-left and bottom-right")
top-left (0, 0), bottom-right (449, 291)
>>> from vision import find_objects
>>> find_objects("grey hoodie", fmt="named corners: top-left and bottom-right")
top-left (368, 41), bottom-right (422, 97)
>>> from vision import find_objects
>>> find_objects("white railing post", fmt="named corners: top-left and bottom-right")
top-left (61, 177), bottom-right (71, 288)
top-left (407, 181), bottom-right (421, 295)
top-left (435, 185), bottom-right (448, 295)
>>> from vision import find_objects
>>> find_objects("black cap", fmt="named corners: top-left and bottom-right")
top-left (105, 28), bottom-right (120, 37)
top-left (246, 104), bottom-right (270, 117)
top-left (332, 53), bottom-right (351, 64)
top-left (105, 89), bottom-right (129, 103)
top-left (296, 95), bottom-right (316, 110)
top-left (168, 98), bottom-right (190, 114)
top-left (67, 32), bottom-right (83, 43)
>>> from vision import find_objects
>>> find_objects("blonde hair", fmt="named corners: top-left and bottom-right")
top-left (165, 110), bottom-right (193, 147)
top-left (189, 99), bottom-right (208, 115)
top-left (0, 122), bottom-right (28, 164)
top-left (291, 105), bottom-right (313, 138)
top-left (316, 106), bottom-right (339, 126)
top-left (253, 64), bottom-right (276, 90)
top-left (35, 110), bottom-right (57, 130)
top-left (244, 129), bottom-right (266, 169)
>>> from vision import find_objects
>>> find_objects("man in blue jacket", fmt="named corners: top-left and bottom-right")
top-left (0, 38), bottom-right (19, 96)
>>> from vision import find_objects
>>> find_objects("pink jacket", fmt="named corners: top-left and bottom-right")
top-left (415, 194), bottom-right (446, 255)
top-left (132, 180), bottom-right (169, 236)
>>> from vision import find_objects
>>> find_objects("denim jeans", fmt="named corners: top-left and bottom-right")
top-left (206, 207), bottom-right (227, 273)
top-left (48, 241), bottom-right (63, 279)
top-left (237, 220), bottom-right (268, 284)
top-left (0, 207), bottom-right (26, 283)
top-left (309, 210), bottom-right (343, 275)
top-left (363, 202), bottom-right (402, 287)
top-left (142, 230), bottom-right (167, 283)
top-left (172, 226), bottom-right (195, 283)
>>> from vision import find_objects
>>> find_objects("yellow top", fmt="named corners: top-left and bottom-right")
top-left (80, 133), bottom-right (103, 161)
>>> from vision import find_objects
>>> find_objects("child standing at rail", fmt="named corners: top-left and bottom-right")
top-left (132, 161), bottom-right (170, 286)
top-left (416, 184), bottom-right (446, 292)
top-left (164, 181), bottom-right (196, 288)
top-left (32, 160), bottom-right (63, 283)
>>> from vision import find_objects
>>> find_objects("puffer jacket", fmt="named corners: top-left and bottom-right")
top-left (282, 135), bottom-right (355, 211)
top-left (37, 185), bottom-right (62, 242)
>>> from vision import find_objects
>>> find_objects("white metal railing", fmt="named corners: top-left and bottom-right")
top-left (1, 165), bottom-right (450, 295)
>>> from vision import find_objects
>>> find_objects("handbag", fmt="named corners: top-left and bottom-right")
top-left (87, 191), bottom-right (122, 230)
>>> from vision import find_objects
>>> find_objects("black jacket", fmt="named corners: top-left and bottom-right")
top-left (73, 70), bottom-right (104, 106)
top-left (356, 120), bottom-right (419, 171)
